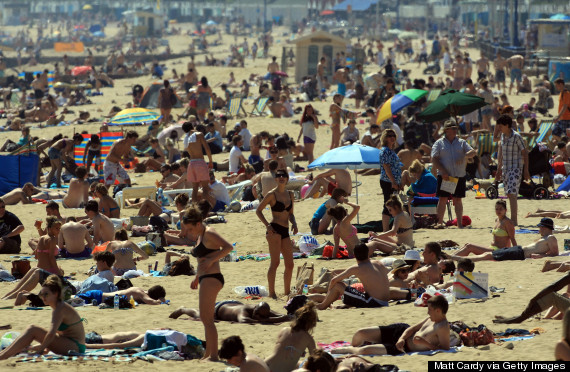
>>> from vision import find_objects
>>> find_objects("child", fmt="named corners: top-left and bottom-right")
top-left (34, 216), bottom-right (62, 276)
top-left (265, 302), bottom-right (317, 372)
top-left (309, 188), bottom-right (347, 235)
top-left (341, 119), bottom-right (360, 145)
top-left (165, 138), bottom-right (181, 164)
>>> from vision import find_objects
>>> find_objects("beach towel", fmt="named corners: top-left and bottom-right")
top-left (237, 252), bottom-right (308, 262)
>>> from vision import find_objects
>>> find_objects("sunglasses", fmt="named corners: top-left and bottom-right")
top-left (275, 173), bottom-right (288, 178)
top-left (387, 134), bottom-right (396, 138)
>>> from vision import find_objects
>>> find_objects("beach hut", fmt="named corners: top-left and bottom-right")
top-left (122, 10), bottom-right (165, 37)
top-left (292, 31), bottom-right (349, 83)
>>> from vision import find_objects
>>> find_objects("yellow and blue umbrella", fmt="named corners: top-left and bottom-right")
top-left (376, 89), bottom-right (428, 124)
top-left (109, 108), bottom-right (161, 126)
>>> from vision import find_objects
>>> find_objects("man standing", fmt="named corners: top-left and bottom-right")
top-left (451, 55), bottom-right (465, 90)
top-left (0, 198), bottom-right (24, 254)
top-left (316, 57), bottom-right (326, 92)
top-left (494, 52), bottom-right (507, 92)
top-left (495, 115), bottom-right (529, 225)
top-left (553, 78), bottom-right (570, 143)
top-left (185, 122), bottom-right (213, 202)
top-left (507, 54), bottom-right (525, 95)
top-left (475, 54), bottom-right (490, 81)
top-left (431, 119), bottom-right (476, 228)
top-left (103, 130), bottom-right (138, 188)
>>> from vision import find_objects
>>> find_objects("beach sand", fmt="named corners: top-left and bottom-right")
top-left (0, 22), bottom-right (566, 371)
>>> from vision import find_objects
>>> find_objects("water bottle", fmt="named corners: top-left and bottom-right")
top-left (233, 285), bottom-right (269, 297)
top-left (230, 250), bottom-right (237, 262)
top-left (302, 284), bottom-right (309, 295)
top-left (113, 294), bottom-right (120, 310)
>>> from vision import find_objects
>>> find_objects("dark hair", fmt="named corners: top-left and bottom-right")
top-left (440, 259), bottom-right (456, 274)
top-left (148, 285), bottom-right (166, 300)
top-left (46, 201), bottom-right (59, 211)
top-left (201, 76), bottom-right (209, 87)
top-left (182, 121), bottom-right (193, 133)
top-left (301, 105), bottom-right (316, 124)
top-left (232, 135), bottom-right (242, 146)
top-left (496, 200), bottom-right (507, 210)
top-left (163, 79), bottom-right (170, 88)
top-left (555, 78), bottom-right (565, 85)
top-left (496, 115), bottom-right (512, 128)
top-left (46, 216), bottom-right (61, 229)
top-left (75, 166), bottom-right (87, 179)
top-left (90, 134), bottom-right (100, 144)
top-left (73, 133), bottom-right (84, 143)
top-left (457, 258), bottom-right (475, 272)
top-left (85, 200), bottom-right (99, 213)
top-left (427, 295), bottom-right (449, 314)
top-left (43, 275), bottom-right (63, 300)
top-left (268, 160), bottom-right (279, 171)
top-left (174, 193), bottom-right (189, 207)
top-left (275, 169), bottom-right (289, 179)
top-left (291, 301), bottom-right (318, 333)
top-left (126, 130), bottom-right (139, 139)
top-left (219, 335), bottom-right (245, 359)
top-left (425, 241), bottom-right (442, 259)
top-left (331, 188), bottom-right (347, 201)
top-left (354, 243), bottom-right (369, 261)
top-left (114, 229), bottom-right (128, 241)
top-left (304, 349), bottom-right (336, 372)
top-left (94, 251), bottom-right (115, 267)
top-left (327, 205), bottom-right (347, 220)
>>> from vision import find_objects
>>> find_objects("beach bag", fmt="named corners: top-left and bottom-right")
top-left (11, 260), bottom-right (30, 279)
top-left (459, 326), bottom-right (494, 347)
top-left (322, 245), bottom-right (349, 259)
top-left (149, 216), bottom-right (169, 233)
top-left (297, 235), bottom-right (319, 254)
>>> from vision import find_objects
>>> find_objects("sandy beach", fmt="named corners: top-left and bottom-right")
top-left (0, 21), bottom-right (567, 371)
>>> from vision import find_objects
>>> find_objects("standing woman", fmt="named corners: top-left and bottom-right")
top-left (158, 79), bottom-right (174, 125)
top-left (47, 133), bottom-right (83, 188)
top-left (256, 169), bottom-right (298, 298)
top-left (196, 76), bottom-right (213, 121)
top-left (378, 129), bottom-right (403, 231)
top-left (183, 203), bottom-right (233, 361)
top-left (297, 104), bottom-right (319, 165)
top-left (0, 275), bottom-right (86, 359)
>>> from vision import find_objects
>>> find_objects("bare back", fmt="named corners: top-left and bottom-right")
top-left (265, 327), bottom-right (316, 372)
top-left (59, 222), bottom-right (93, 254)
top-left (354, 261), bottom-right (390, 301)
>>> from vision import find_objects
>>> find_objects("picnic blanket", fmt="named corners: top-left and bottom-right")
top-left (237, 252), bottom-right (308, 262)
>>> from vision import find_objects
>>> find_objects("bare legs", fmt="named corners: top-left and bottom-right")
top-left (199, 277), bottom-right (223, 361)
top-left (169, 307), bottom-right (201, 320)
top-left (332, 327), bottom-right (390, 355)
top-left (304, 142), bottom-right (315, 165)
top-left (436, 197), bottom-right (463, 227)
top-left (137, 199), bottom-right (163, 216)
top-left (0, 325), bottom-right (79, 360)
top-left (507, 193), bottom-right (518, 225)
top-left (2, 268), bottom-right (41, 300)
top-left (453, 243), bottom-right (494, 257)
top-left (47, 157), bottom-right (62, 188)
top-left (266, 232), bottom-right (294, 298)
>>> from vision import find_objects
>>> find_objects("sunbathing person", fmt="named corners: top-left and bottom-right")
top-left (309, 243), bottom-right (415, 310)
top-left (302, 169), bottom-right (352, 199)
top-left (367, 196), bottom-right (414, 255)
top-left (454, 200), bottom-right (516, 256)
top-left (93, 184), bottom-right (120, 218)
top-left (62, 166), bottom-right (89, 208)
top-left (28, 201), bottom-right (67, 250)
top-left (106, 229), bottom-right (149, 276)
top-left (136, 192), bottom-right (188, 222)
top-left (140, 138), bottom-right (167, 171)
top-left (405, 242), bottom-right (443, 287)
top-left (309, 188), bottom-right (347, 236)
top-left (543, 260), bottom-right (570, 273)
top-left (78, 285), bottom-right (166, 305)
top-left (330, 295), bottom-right (450, 355)
top-left (494, 270), bottom-right (570, 324)
top-left (0, 275), bottom-right (86, 360)
top-left (85, 331), bottom-right (145, 349)
top-left (169, 301), bottom-right (290, 324)
top-left (450, 218), bottom-right (558, 262)
top-left (0, 182), bottom-right (35, 205)
top-left (555, 309), bottom-right (570, 361)
top-left (84, 200), bottom-right (115, 244)
top-left (34, 216), bottom-right (62, 275)
top-left (219, 335), bottom-right (270, 372)
top-left (265, 302), bottom-right (317, 372)
top-left (389, 259), bottom-right (411, 288)
top-left (527, 208), bottom-right (570, 219)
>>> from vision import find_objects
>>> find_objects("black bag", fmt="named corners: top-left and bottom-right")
top-left (149, 216), bottom-right (169, 233)
top-left (103, 295), bottom-right (133, 309)
top-left (115, 278), bottom-right (134, 290)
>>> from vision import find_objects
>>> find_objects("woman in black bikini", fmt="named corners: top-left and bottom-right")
top-left (256, 169), bottom-right (298, 298)
top-left (183, 202), bottom-right (233, 361)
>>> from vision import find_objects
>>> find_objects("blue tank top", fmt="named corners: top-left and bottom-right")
top-left (312, 202), bottom-right (328, 220)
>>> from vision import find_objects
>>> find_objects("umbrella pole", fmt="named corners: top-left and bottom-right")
top-left (355, 170), bottom-right (359, 224)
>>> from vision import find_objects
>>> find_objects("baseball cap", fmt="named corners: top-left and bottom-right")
top-left (537, 217), bottom-right (554, 230)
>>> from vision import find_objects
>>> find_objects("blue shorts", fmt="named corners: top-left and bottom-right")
top-left (510, 68), bottom-right (522, 82)
top-left (77, 290), bottom-right (104, 306)
top-left (304, 136), bottom-right (316, 144)
top-left (48, 147), bottom-right (61, 160)
top-left (337, 83), bottom-right (346, 96)
top-left (213, 200), bottom-right (226, 212)
top-left (248, 154), bottom-right (262, 165)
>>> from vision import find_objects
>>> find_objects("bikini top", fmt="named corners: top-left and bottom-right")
top-left (271, 192), bottom-right (293, 213)
top-left (492, 228), bottom-right (509, 237)
top-left (58, 318), bottom-right (85, 331)
top-left (347, 225), bottom-right (358, 238)
top-left (113, 246), bottom-right (134, 255)
top-left (191, 231), bottom-right (217, 258)
top-left (36, 243), bottom-right (58, 256)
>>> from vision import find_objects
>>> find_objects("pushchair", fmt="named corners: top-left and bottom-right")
top-left (485, 145), bottom-right (552, 200)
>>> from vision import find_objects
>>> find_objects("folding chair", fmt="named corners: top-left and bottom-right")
top-left (527, 120), bottom-right (554, 149)
top-left (115, 186), bottom-right (157, 209)
top-left (227, 97), bottom-right (247, 118)
top-left (250, 97), bottom-right (269, 116)
top-left (426, 88), bottom-right (442, 103)
top-left (476, 133), bottom-right (497, 157)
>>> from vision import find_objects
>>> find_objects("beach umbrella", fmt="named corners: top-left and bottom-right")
top-left (550, 14), bottom-right (570, 20)
top-left (417, 89), bottom-right (486, 123)
top-left (83, 4), bottom-right (93, 11)
top-left (376, 89), bottom-right (427, 124)
top-left (308, 144), bottom-right (380, 222)
top-left (206, 20), bottom-right (217, 26)
top-left (320, 10), bottom-right (334, 16)
top-left (110, 108), bottom-right (161, 126)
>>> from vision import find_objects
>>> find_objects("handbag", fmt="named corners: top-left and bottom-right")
top-left (11, 260), bottom-right (31, 279)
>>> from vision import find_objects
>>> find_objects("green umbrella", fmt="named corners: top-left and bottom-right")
top-left (417, 89), bottom-right (486, 123)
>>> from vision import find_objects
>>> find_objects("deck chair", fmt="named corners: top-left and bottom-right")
top-left (115, 186), bottom-right (157, 209)
top-left (228, 180), bottom-right (253, 202)
top-left (250, 97), bottom-right (269, 116)
top-left (227, 97), bottom-right (247, 118)
top-left (527, 120), bottom-right (554, 149)
top-left (426, 88), bottom-right (442, 103)
top-left (476, 133), bottom-right (497, 157)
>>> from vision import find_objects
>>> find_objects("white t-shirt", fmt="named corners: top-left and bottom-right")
top-left (210, 180), bottom-right (231, 205)
top-left (392, 123), bottom-right (404, 146)
top-left (239, 128), bottom-right (252, 150)
top-left (229, 146), bottom-right (243, 174)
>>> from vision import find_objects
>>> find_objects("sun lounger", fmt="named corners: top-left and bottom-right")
top-left (115, 186), bottom-right (157, 208)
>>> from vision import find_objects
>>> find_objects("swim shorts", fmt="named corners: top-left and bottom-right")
top-left (510, 68), bottom-right (522, 82)
top-left (492, 246), bottom-right (525, 261)
top-left (436, 176), bottom-right (467, 198)
top-left (496, 70), bottom-right (506, 82)
top-left (103, 160), bottom-right (130, 186)
top-left (214, 300), bottom-right (243, 319)
top-left (337, 83), bottom-right (346, 96)
top-left (187, 159), bottom-right (209, 183)
top-left (60, 246), bottom-right (92, 258)
top-left (248, 154), bottom-right (262, 165)
top-left (34, 89), bottom-right (44, 100)
top-left (504, 168), bottom-right (522, 195)
top-left (379, 323), bottom-right (411, 355)
top-left (342, 286), bottom-right (389, 308)
top-left (48, 147), bottom-right (62, 160)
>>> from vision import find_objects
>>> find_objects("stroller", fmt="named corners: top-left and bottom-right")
top-left (486, 145), bottom-right (552, 200)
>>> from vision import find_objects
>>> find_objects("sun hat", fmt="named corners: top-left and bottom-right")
top-left (403, 250), bottom-right (421, 261)
top-left (443, 119), bottom-right (458, 130)
top-left (390, 259), bottom-right (411, 275)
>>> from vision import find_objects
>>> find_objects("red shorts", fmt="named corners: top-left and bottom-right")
top-left (187, 159), bottom-right (209, 183)
top-left (327, 182), bottom-right (337, 195)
